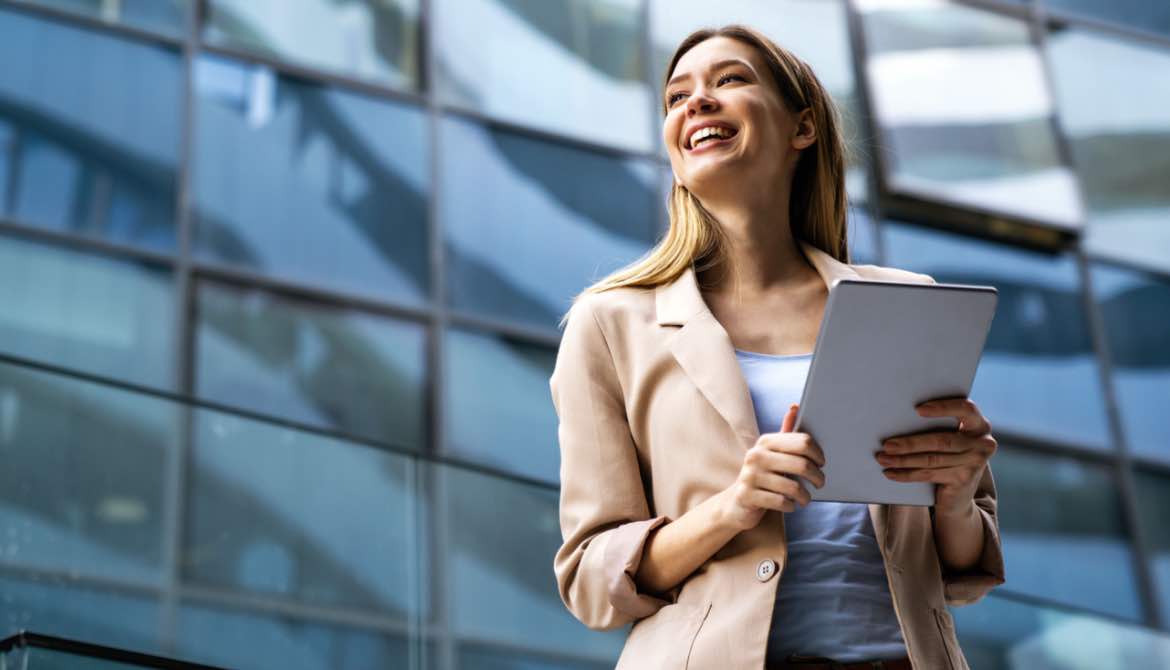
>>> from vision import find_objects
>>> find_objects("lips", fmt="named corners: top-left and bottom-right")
top-left (687, 131), bottom-right (738, 153)
top-left (684, 122), bottom-right (739, 152)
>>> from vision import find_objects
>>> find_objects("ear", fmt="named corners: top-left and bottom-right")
top-left (791, 107), bottom-right (817, 151)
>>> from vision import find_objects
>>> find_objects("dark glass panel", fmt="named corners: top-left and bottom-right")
top-left (1134, 470), bottom-right (1170, 629)
top-left (0, 234), bottom-right (174, 389)
top-left (183, 408), bottom-right (423, 618)
top-left (0, 7), bottom-right (181, 250)
top-left (884, 222), bottom-right (1110, 448)
top-left (194, 281), bottom-right (427, 448)
top-left (0, 576), bottom-right (161, 654)
top-left (192, 55), bottom-right (429, 306)
top-left (204, 0), bottom-right (420, 89)
top-left (434, 0), bottom-right (653, 152)
top-left (441, 117), bottom-right (659, 330)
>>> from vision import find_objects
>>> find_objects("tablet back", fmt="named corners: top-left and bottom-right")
top-left (794, 279), bottom-right (997, 506)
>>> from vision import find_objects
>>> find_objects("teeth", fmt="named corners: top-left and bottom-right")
top-left (689, 126), bottom-right (734, 149)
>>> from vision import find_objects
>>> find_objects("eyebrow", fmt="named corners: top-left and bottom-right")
top-left (666, 58), bottom-right (755, 91)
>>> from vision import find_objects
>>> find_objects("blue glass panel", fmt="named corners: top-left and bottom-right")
top-left (442, 117), bottom-right (659, 330)
top-left (0, 576), bottom-right (161, 653)
top-left (0, 7), bottom-right (181, 250)
top-left (0, 361), bottom-right (175, 586)
top-left (14, 0), bottom-right (188, 37)
top-left (435, 0), bottom-right (653, 152)
top-left (440, 465), bottom-right (626, 663)
top-left (458, 643), bottom-right (611, 670)
top-left (1046, 0), bottom-right (1170, 39)
top-left (175, 604), bottom-right (417, 670)
top-left (1048, 28), bottom-right (1170, 274)
top-left (445, 329), bottom-right (558, 483)
top-left (1135, 471), bottom-right (1170, 629)
top-left (848, 204), bottom-right (878, 265)
top-left (884, 222), bottom-right (1110, 449)
top-left (1091, 264), bottom-right (1170, 463)
top-left (205, 0), bottom-right (420, 89)
top-left (995, 447), bottom-right (1140, 620)
top-left (184, 408), bottom-right (424, 619)
top-left (0, 234), bottom-right (173, 389)
top-left (194, 280), bottom-right (427, 448)
top-left (193, 55), bottom-right (429, 306)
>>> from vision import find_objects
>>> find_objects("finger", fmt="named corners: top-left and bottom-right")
top-left (916, 397), bottom-right (991, 435)
top-left (876, 450), bottom-right (974, 470)
top-left (745, 489), bottom-right (797, 513)
top-left (761, 432), bottom-right (826, 468)
top-left (758, 452), bottom-right (826, 489)
top-left (882, 431), bottom-right (968, 455)
top-left (882, 465), bottom-right (969, 484)
top-left (780, 403), bottom-right (798, 433)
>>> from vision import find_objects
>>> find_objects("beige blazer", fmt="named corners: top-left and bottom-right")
top-left (551, 240), bottom-right (1005, 670)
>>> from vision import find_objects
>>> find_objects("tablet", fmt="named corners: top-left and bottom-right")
top-left (793, 278), bottom-right (997, 506)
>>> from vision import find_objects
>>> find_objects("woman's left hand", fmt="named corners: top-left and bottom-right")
top-left (875, 397), bottom-right (997, 516)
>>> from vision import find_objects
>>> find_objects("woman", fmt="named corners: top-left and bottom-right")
top-left (551, 25), bottom-right (1004, 670)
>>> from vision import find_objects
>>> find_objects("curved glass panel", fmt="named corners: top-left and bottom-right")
top-left (204, 0), bottom-right (420, 90)
top-left (857, 0), bottom-right (1081, 228)
top-left (1135, 470), bottom-right (1170, 629)
top-left (0, 7), bottom-right (181, 250)
top-left (1047, 28), bottom-right (1170, 274)
top-left (441, 117), bottom-right (659, 330)
top-left (194, 281), bottom-right (427, 448)
top-left (1091, 264), bottom-right (1170, 463)
top-left (0, 234), bottom-right (174, 389)
top-left (445, 328), bottom-right (559, 483)
top-left (884, 222), bottom-right (1110, 449)
top-left (440, 465), bottom-right (626, 663)
top-left (192, 55), bottom-right (429, 306)
top-left (434, 0), bottom-right (654, 152)
top-left (12, 0), bottom-right (188, 37)
top-left (994, 447), bottom-right (1141, 619)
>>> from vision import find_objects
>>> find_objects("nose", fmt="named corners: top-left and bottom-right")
top-left (685, 89), bottom-right (718, 116)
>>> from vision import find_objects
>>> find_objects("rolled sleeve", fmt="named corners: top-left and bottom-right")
top-left (942, 465), bottom-right (1006, 606)
top-left (551, 297), bottom-right (672, 630)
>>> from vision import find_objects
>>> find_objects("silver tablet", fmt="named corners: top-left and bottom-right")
top-left (794, 278), bottom-right (997, 506)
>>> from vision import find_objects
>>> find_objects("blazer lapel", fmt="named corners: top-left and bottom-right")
top-left (655, 240), bottom-right (861, 450)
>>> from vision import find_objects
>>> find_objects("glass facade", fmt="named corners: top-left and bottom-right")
top-left (1, 0), bottom-right (1169, 667)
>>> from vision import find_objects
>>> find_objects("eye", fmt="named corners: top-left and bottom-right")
top-left (718, 73), bottom-right (745, 85)
top-left (666, 91), bottom-right (686, 107)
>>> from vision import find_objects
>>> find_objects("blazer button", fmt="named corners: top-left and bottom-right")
top-left (756, 559), bottom-right (777, 582)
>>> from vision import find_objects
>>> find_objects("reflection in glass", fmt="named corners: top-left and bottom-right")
top-left (176, 604), bottom-right (416, 670)
top-left (857, 0), bottom-right (1081, 227)
top-left (193, 55), bottom-right (429, 306)
top-left (442, 117), bottom-right (659, 330)
top-left (204, 0), bottom-right (420, 89)
top-left (440, 465), bottom-right (625, 662)
top-left (884, 222), bottom-right (1110, 448)
top-left (13, 0), bottom-right (188, 37)
top-left (194, 281), bottom-right (427, 448)
top-left (1048, 29), bottom-right (1170, 273)
top-left (1135, 471), bottom-right (1170, 628)
top-left (1045, 0), bottom-right (1170, 40)
top-left (184, 409), bottom-right (422, 619)
top-left (445, 329), bottom-right (559, 483)
top-left (994, 447), bottom-right (1140, 619)
top-left (650, 0), bottom-right (870, 198)
top-left (0, 7), bottom-right (182, 250)
top-left (1092, 264), bottom-right (1170, 463)
top-left (0, 234), bottom-right (174, 389)
top-left (0, 576), bottom-right (162, 654)
top-left (435, 0), bottom-right (653, 152)
top-left (0, 361), bottom-right (174, 586)
top-left (953, 593), bottom-right (1170, 669)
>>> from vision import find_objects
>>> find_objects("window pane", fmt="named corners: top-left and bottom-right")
top-left (193, 56), bottom-right (429, 306)
top-left (884, 222), bottom-right (1110, 448)
top-left (857, 0), bottom-right (1081, 228)
top-left (440, 465), bottom-right (625, 663)
top-left (184, 409), bottom-right (423, 619)
top-left (176, 603), bottom-right (418, 670)
top-left (13, 0), bottom-right (188, 37)
top-left (650, 0), bottom-right (869, 198)
top-left (458, 643), bottom-right (611, 670)
top-left (434, 0), bottom-right (654, 152)
top-left (194, 281), bottom-right (427, 448)
top-left (0, 234), bottom-right (174, 389)
top-left (0, 360), bottom-right (176, 586)
top-left (1135, 470), bottom-right (1170, 628)
top-left (1092, 264), bottom-right (1170, 463)
top-left (1045, 0), bottom-right (1170, 39)
top-left (445, 328), bottom-right (558, 483)
top-left (441, 117), bottom-right (659, 330)
top-left (1048, 29), bottom-right (1170, 274)
top-left (204, 0), bottom-right (420, 90)
top-left (953, 593), bottom-right (1170, 669)
top-left (994, 447), bottom-right (1141, 619)
top-left (0, 7), bottom-right (181, 251)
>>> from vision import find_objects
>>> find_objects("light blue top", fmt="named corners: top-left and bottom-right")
top-left (734, 348), bottom-right (907, 664)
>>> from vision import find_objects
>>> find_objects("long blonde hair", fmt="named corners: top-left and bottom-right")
top-left (560, 25), bottom-right (849, 327)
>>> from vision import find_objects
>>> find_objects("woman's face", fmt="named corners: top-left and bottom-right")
top-left (662, 36), bottom-right (812, 199)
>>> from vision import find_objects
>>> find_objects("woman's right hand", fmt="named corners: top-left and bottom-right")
top-left (719, 403), bottom-right (827, 532)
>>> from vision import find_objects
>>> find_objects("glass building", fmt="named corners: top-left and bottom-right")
top-left (0, 0), bottom-right (1168, 667)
